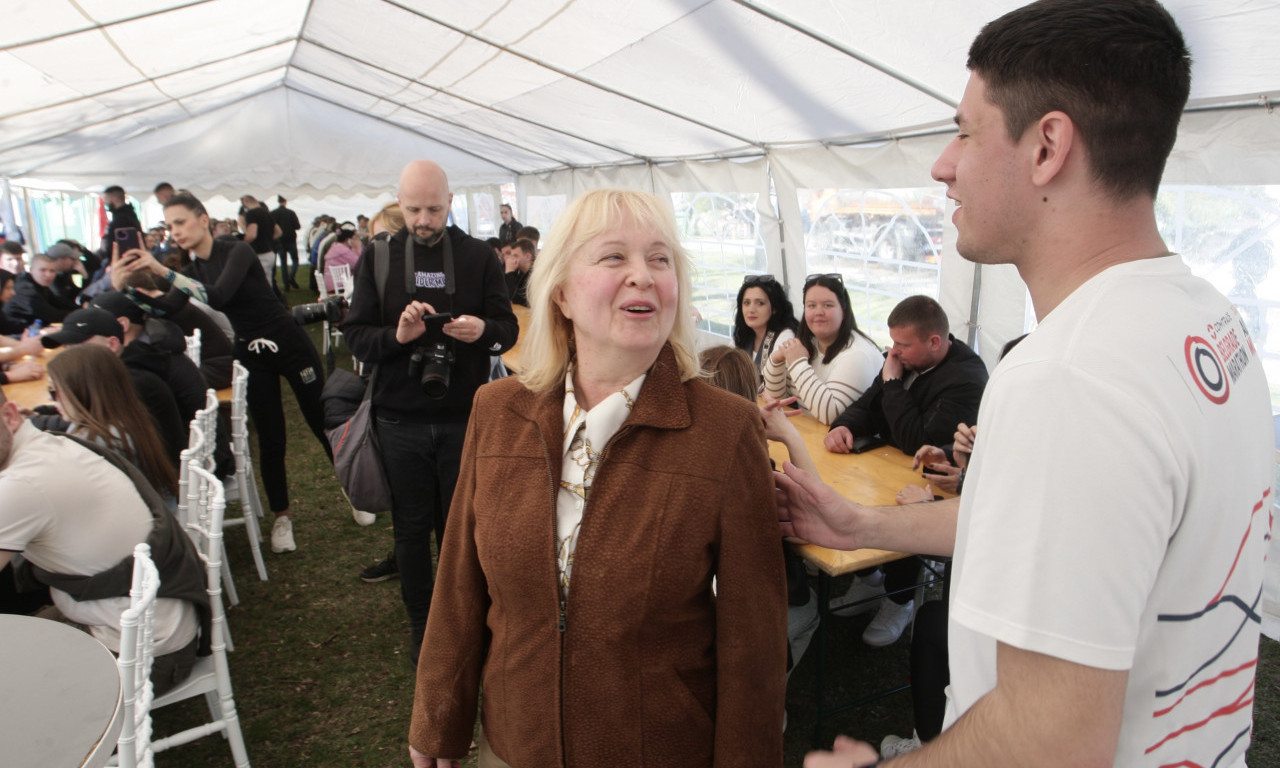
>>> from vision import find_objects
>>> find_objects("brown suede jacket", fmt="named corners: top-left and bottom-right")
top-left (409, 344), bottom-right (787, 767)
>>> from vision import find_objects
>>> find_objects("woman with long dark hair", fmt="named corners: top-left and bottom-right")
top-left (731, 274), bottom-right (797, 376)
top-left (46, 344), bottom-right (178, 501)
top-left (111, 192), bottom-right (330, 554)
top-left (762, 273), bottom-right (881, 425)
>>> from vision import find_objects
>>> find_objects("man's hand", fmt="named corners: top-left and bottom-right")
top-left (824, 425), bottom-right (855, 454)
top-left (912, 444), bottom-right (947, 471)
top-left (803, 735), bottom-right (880, 768)
top-left (953, 423), bottom-right (977, 470)
top-left (775, 461), bottom-right (862, 549)
top-left (409, 745), bottom-right (459, 768)
top-left (396, 301), bottom-right (438, 345)
top-left (442, 315), bottom-right (486, 344)
top-left (881, 348), bottom-right (904, 382)
top-left (4, 360), bottom-right (43, 382)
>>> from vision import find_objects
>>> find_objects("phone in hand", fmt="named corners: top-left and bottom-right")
top-left (115, 226), bottom-right (143, 254)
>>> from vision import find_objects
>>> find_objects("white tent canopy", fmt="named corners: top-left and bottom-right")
top-left (4, 0), bottom-right (1280, 635)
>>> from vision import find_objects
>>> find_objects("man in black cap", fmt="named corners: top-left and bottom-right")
top-left (41, 307), bottom-right (185, 462)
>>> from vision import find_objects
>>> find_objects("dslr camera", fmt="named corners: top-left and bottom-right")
top-left (292, 294), bottom-right (348, 326)
top-left (406, 312), bottom-right (455, 399)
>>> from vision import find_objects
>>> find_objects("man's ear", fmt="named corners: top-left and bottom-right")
top-left (0, 400), bottom-right (23, 432)
top-left (1029, 110), bottom-right (1075, 188)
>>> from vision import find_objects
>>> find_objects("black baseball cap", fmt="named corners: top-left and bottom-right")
top-left (41, 308), bottom-right (124, 348)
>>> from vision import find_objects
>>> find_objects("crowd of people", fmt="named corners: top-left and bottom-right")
top-left (0, 2), bottom-right (1272, 767)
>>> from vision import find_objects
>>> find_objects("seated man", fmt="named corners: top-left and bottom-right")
top-left (0, 388), bottom-right (207, 694)
top-left (824, 295), bottom-right (988, 646)
top-left (47, 242), bottom-right (90, 307)
top-left (503, 238), bottom-right (534, 307)
top-left (4, 253), bottom-right (78, 327)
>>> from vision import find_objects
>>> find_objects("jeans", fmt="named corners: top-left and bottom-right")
top-left (375, 417), bottom-right (467, 639)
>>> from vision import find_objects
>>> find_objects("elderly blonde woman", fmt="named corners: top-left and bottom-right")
top-left (409, 189), bottom-right (787, 768)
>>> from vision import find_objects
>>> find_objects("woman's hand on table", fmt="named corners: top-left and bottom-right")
top-left (912, 444), bottom-right (947, 471)
top-left (803, 734), bottom-right (881, 767)
top-left (923, 462), bottom-right (963, 494)
top-left (896, 483), bottom-right (933, 505)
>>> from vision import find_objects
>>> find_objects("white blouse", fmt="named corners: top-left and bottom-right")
top-left (556, 369), bottom-right (646, 598)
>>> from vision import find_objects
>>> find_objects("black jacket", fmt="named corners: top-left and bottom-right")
top-left (341, 225), bottom-right (517, 423)
top-left (3, 272), bottom-right (77, 326)
top-left (830, 334), bottom-right (989, 454)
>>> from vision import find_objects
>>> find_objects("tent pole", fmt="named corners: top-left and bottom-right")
top-left (966, 264), bottom-right (982, 351)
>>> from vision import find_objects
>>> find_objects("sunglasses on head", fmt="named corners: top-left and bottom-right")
top-left (804, 273), bottom-right (844, 288)
top-left (742, 274), bottom-right (778, 286)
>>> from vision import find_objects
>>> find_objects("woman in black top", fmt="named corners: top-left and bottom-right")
top-left (113, 193), bottom-right (329, 554)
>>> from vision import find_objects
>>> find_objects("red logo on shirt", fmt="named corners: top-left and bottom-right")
top-left (1185, 336), bottom-right (1229, 404)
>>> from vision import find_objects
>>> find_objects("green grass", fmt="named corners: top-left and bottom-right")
top-left (151, 269), bottom-right (1280, 766)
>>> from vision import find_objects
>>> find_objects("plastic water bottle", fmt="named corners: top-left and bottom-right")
top-left (25, 319), bottom-right (42, 340)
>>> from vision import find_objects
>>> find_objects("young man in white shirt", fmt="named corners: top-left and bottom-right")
top-left (777, 1), bottom-right (1274, 766)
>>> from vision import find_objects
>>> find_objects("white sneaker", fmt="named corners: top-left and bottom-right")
top-left (351, 508), bottom-right (376, 526)
top-left (829, 571), bottom-right (885, 616)
top-left (271, 517), bottom-right (296, 553)
top-left (881, 731), bottom-right (922, 757)
top-left (862, 598), bottom-right (914, 646)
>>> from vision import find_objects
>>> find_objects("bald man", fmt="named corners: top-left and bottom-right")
top-left (341, 160), bottom-right (518, 667)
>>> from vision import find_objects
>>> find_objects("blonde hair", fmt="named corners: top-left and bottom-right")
top-left (519, 188), bottom-right (700, 392)
top-left (371, 202), bottom-right (404, 237)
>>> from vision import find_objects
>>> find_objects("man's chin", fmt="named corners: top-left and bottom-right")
top-left (412, 230), bottom-right (445, 246)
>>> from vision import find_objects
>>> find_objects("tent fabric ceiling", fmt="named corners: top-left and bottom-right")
top-left (2, 0), bottom-right (1279, 197)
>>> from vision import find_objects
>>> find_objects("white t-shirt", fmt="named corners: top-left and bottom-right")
top-left (0, 422), bottom-right (197, 654)
top-left (762, 332), bottom-right (882, 425)
top-left (947, 256), bottom-right (1272, 767)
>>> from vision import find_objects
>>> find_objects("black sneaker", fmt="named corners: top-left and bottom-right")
top-left (359, 555), bottom-right (399, 583)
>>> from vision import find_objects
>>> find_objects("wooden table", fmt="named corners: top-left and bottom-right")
top-left (770, 408), bottom-right (950, 746)
top-left (500, 304), bottom-right (531, 374)
top-left (1, 345), bottom-right (232, 408)
top-left (0, 614), bottom-right (124, 767)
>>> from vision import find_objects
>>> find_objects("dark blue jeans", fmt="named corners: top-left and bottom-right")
top-left (374, 416), bottom-right (467, 638)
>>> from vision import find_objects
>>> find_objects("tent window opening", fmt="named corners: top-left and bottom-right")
top-left (669, 191), bottom-right (767, 339)
top-left (24, 189), bottom-right (101, 254)
top-left (472, 192), bottom-right (497, 239)
top-left (451, 195), bottom-right (470, 235)
top-left (525, 195), bottom-right (566, 244)
top-left (1156, 184), bottom-right (1280, 414)
top-left (798, 187), bottom-right (944, 349)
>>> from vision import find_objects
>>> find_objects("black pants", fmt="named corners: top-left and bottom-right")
top-left (375, 416), bottom-right (466, 660)
top-left (237, 324), bottom-right (330, 511)
top-left (856, 556), bottom-right (921, 606)
top-left (278, 239), bottom-right (299, 285)
top-left (910, 600), bottom-right (949, 740)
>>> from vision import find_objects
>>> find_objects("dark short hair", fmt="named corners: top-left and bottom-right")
top-left (968, 0), bottom-right (1190, 199)
top-left (500, 204), bottom-right (512, 212)
top-left (164, 192), bottom-right (208, 218)
top-left (103, 185), bottom-right (125, 198)
top-left (887, 295), bottom-right (949, 339)
top-left (0, 241), bottom-right (23, 256)
top-left (153, 182), bottom-right (174, 194)
top-left (732, 275), bottom-right (797, 351)
top-left (516, 226), bottom-right (540, 241)
top-left (485, 237), bottom-right (501, 249)
top-left (121, 269), bottom-right (163, 292)
top-left (277, 195), bottom-right (286, 204)
top-left (511, 238), bottom-right (536, 256)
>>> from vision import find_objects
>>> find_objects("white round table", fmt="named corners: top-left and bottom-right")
top-left (0, 614), bottom-right (123, 767)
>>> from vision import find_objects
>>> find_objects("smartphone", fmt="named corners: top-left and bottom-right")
top-left (422, 312), bottom-right (454, 326)
top-left (115, 226), bottom-right (143, 253)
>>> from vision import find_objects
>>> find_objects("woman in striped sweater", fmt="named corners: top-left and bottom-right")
top-left (762, 273), bottom-right (881, 425)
